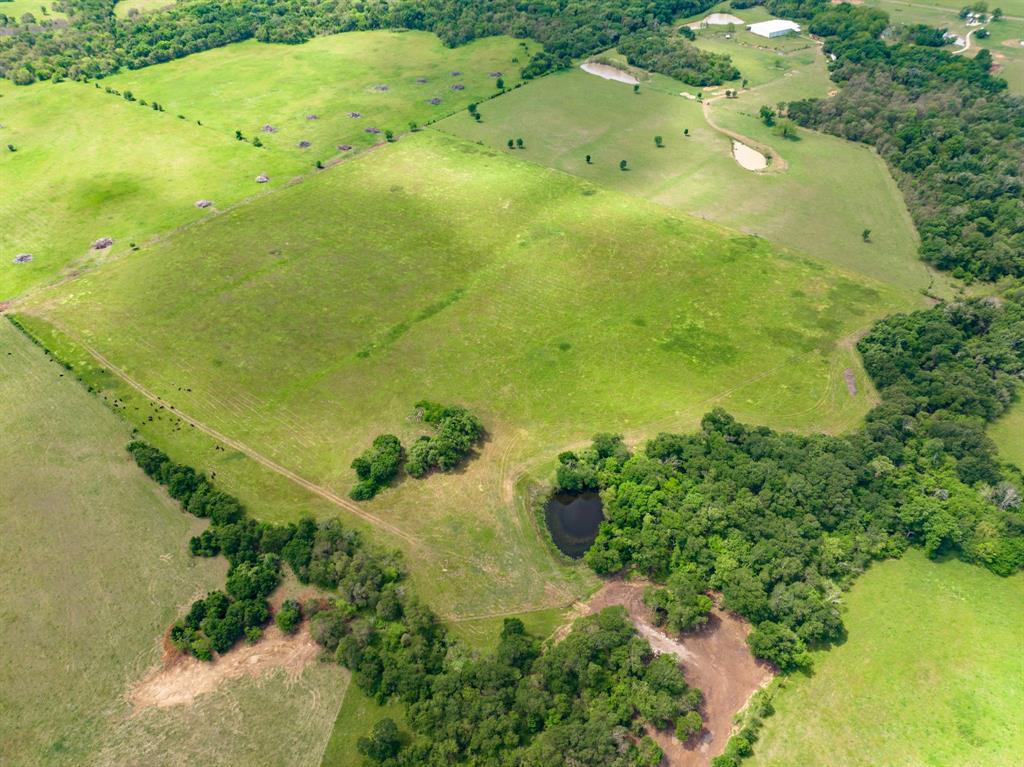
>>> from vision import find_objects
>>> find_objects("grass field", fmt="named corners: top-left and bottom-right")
top-left (0, 78), bottom-right (303, 299)
top-left (0, 318), bottom-right (223, 764)
top-left (748, 549), bottom-right (1024, 767)
top-left (436, 64), bottom-right (933, 292)
top-left (989, 394), bottom-right (1024, 470)
top-left (16, 130), bottom-right (915, 621)
top-left (320, 684), bottom-right (406, 767)
top-left (0, 32), bottom-right (532, 300)
top-left (692, 30), bottom-right (819, 88)
top-left (0, 318), bottom-right (348, 765)
top-left (103, 32), bottom-right (539, 158)
top-left (0, 0), bottom-right (66, 21)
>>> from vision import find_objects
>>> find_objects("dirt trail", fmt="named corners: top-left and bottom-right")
top-left (701, 91), bottom-right (789, 173)
top-left (129, 625), bottom-right (320, 710)
top-left (953, 28), bottom-right (974, 54)
top-left (581, 580), bottom-right (774, 767)
top-left (45, 323), bottom-right (419, 547)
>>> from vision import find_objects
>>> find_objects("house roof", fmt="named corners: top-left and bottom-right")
top-left (747, 19), bottom-right (801, 35)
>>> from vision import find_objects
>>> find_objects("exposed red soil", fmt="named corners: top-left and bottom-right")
top-left (582, 580), bottom-right (774, 767)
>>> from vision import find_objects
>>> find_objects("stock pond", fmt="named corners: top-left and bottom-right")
top-left (544, 491), bottom-right (604, 558)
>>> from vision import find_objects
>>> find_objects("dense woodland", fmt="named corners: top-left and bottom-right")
top-left (127, 438), bottom-right (701, 766)
top-left (787, 4), bottom-right (1024, 280)
top-left (560, 292), bottom-right (1024, 672)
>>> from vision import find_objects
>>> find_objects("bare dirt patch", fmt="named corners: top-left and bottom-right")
top-left (580, 61), bottom-right (640, 85)
top-left (128, 625), bottom-right (320, 711)
top-left (580, 580), bottom-right (774, 767)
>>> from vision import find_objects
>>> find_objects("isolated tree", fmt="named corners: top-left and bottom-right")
top-left (515, 137), bottom-right (524, 149)
top-left (252, 137), bottom-right (263, 147)
top-left (384, 129), bottom-right (395, 141)
top-left (683, 128), bottom-right (689, 136)
top-left (633, 83), bottom-right (640, 94)
top-left (496, 77), bottom-right (505, 89)
top-left (991, 6), bottom-right (1002, 19)
top-left (862, 228), bottom-right (872, 242)
top-left (675, 710), bottom-right (703, 742)
top-left (585, 154), bottom-right (592, 164)
top-left (654, 135), bottom-right (663, 147)
top-left (6, 144), bottom-right (15, 152)
top-left (472, 112), bottom-right (481, 122)
top-left (275, 599), bottom-right (302, 634)
top-left (773, 118), bottom-right (799, 140)
top-left (409, 121), bottom-right (418, 132)
top-left (357, 718), bottom-right (402, 762)
top-left (235, 129), bottom-right (244, 141)
top-left (467, 103), bottom-right (477, 115)
top-left (619, 159), bottom-right (628, 170)
top-left (315, 159), bottom-right (324, 169)
top-left (759, 105), bottom-right (775, 126)
top-left (742, 78), bottom-right (748, 88)
top-left (507, 138), bottom-right (514, 149)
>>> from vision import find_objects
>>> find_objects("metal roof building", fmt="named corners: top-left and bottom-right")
top-left (747, 19), bottom-right (801, 37)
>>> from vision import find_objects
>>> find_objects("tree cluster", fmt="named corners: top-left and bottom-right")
top-left (351, 434), bottom-right (405, 500)
top-left (618, 30), bottom-right (740, 86)
top-left (405, 400), bottom-right (485, 477)
top-left (559, 293), bottom-right (1023, 670)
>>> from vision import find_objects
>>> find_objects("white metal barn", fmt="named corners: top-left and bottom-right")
top-left (747, 19), bottom-right (801, 37)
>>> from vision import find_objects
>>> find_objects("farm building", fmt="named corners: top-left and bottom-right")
top-left (747, 19), bottom-right (801, 37)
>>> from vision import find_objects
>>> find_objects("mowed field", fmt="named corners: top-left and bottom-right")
top-left (437, 61), bottom-right (933, 293)
top-left (103, 31), bottom-right (537, 158)
top-left (749, 550), bottom-right (1024, 767)
top-left (0, 319), bottom-right (347, 766)
top-left (0, 31), bottom-right (531, 300)
top-left (17, 130), bottom-right (917, 620)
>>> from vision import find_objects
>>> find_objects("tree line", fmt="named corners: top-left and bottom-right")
top-left (1, 0), bottom-right (733, 86)
top-left (558, 290), bottom-right (1023, 673)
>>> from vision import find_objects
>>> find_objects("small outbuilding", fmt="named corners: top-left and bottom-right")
top-left (747, 19), bottom-right (801, 38)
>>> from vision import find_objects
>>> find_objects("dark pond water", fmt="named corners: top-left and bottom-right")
top-left (544, 491), bottom-right (604, 558)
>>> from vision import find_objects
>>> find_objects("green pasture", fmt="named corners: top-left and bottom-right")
top-left (749, 549), bottom-right (1024, 767)
top-left (0, 31), bottom-right (531, 300)
top-left (321, 684), bottom-right (406, 767)
top-left (18, 131), bottom-right (914, 620)
top-left (692, 29), bottom-right (819, 87)
top-left (0, 0), bottom-right (65, 21)
top-left (989, 394), bottom-right (1024, 469)
top-left (104, 31), bottom-right (537, 157)
top-left (0, 319), bottom-right (347, 766)
top-left (437, 66), bottom-right (932, 292)
top-left (0, 78), bottom-right (303, 300)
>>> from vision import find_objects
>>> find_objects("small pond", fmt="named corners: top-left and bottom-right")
top-left (545, 491), bottom-right (604, 558)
